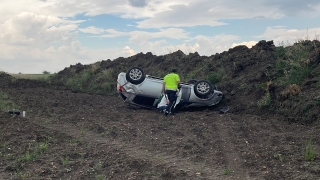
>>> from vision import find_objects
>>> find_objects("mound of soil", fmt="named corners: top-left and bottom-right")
top-left (0, 72), bottom-right (13, 88)
top-left (51, 40), bottom-right (320, 123)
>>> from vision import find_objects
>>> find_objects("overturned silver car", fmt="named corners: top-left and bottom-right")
top-left (117, 67), bottom-right (223, 109)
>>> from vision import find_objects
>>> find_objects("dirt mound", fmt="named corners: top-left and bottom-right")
top-left (0, 72), bottom-right (13, 88)
top-left (0, 72), bottom-right (48, 89)
top-left (207, 40), bottom-right (277, 114)
top-left (48, 40), bottom-right (320, 123)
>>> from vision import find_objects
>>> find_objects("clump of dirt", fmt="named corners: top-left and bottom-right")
top-left (279, 84), bottom-right (301, 100)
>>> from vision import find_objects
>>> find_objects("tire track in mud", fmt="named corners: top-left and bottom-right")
top-left (0, 172), bottom-right (10, 180)
top-left (31, 116), bottom-right (231, 180)
top-left (214, 113), bottom-right (252, 180)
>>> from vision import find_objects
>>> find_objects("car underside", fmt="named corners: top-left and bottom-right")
top-left (117, 67), bottom-right (223, 110)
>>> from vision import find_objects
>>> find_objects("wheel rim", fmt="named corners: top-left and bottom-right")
top-left (129, 68), bottom-right (142, 80)
top-left (196, 82), bottom-right (210, 94)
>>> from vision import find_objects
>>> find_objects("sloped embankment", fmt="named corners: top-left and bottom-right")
top-left (49, 40), bottom-right (320, 123)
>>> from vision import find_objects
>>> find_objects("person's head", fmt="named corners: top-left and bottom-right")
top-left (171, 69), bottom-right (177, 73)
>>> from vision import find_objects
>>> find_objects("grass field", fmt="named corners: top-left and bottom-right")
top-left (9, 73), bottom-right (52, 81)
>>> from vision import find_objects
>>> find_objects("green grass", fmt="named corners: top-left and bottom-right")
top-left (314, 95), bottom-right (320, 105)
top-left (184, 66), bottom-right (205, 80)
top-left (207, 68), bottom-right (226, 85)
top-left (0, 91), bottom-right (18, 110)
top-left (37, 142), bottom-right (49, 153)
top-left (17, 172), bottom-right (30, 179)
top-left (13, 141), bottom-right (50, 165)
top-left (305, 139), bottom-right (315, 161)
top-left (10, 73), bottom-right (52, 81)
top-left (24, 151), bottom-right (38, 162)
top-left (0, 99), bottom-right (7, 110)
top-left (239, 83), bottom-right (250, 91)
top-left (257, 93), bottom-right (271, 108)
top-left (273, 153), bottom-right (283, 162)
top-left (274, 41), bottom-right (313, 85)
top-left (0, 91), bottom-right (9, 109)
top-left (223, 169), bottom-right (233, 175)
top-left (272, 39), bottom-right (320, 123)
top-left (60, 156), bottom-right (71, 165)
top-left (65, 70), bottom-right (94, 91)
top-left (59, 68), bottom-right (116, 95)
top-left (96, 175), bottom-right (106, 180)
top-left (257, 83), bottom-right (267, 89)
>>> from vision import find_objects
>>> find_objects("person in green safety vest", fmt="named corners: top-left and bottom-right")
top-left (162, 69), bottom-right (180, 116)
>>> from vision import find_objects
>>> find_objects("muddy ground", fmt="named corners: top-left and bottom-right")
top-left (1, 79), bottom-right (320, 180)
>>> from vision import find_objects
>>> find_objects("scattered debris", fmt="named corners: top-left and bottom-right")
top-left (219, 107), bottom-right (229, 114)
top-left (8, 110), bottom-right (20, 115)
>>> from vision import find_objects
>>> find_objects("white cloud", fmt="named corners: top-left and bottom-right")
top-left (130, 34), bottom-right (241, 56)
top-left (0, 12), bottom-right (79, 46)
top-left (232, 41), bottom-right (258, 48)
top-left (128, 0), bottom-right (148, 8)
top-left (132, 39), bottom-right (167, 55)
top-left (129, 28), bottom-right (190, 43)
top-left (0, 42), bottom-right (136, 73)
top-left (256, 26), bottom-right (320, 45)
top-left (193, 34), bottom-right (240, 54)
top-left (165, 43), bottom-right (200, 54)
top-left (79, 26), bottom-right (106, 34)
top-left (44, 46), bottom-right (56, 53)
top-left (91, 27), bottom-right (189, 42)
top-left (0, 12), bottom-right (134, 73)
top-left (265, 0), bottom-right (320, 16)
top-left (136, 0), bottom-right (283, 28)
top-left (101, 29), bottom-right (128, 38)
top-left (123, 46), bottom-right (136, 56)
top-left (2, 0), bottom-right (320, 26)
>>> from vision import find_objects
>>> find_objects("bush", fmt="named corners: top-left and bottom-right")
top-left (208, 68), bottom-right (226, 84)
top-left (257, 93), bottom-right (271, 108)
top-left (0, 91), bottom-right (17, 110)
top-left (275, 42), bottom-right (313, 85)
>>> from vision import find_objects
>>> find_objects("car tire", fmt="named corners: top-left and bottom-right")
top-left (194, 80), bottom-right (213, 98)
top-left (187, 79), bottom-right (198, 84)
top-left (126, 67), bottom-right (145, 85)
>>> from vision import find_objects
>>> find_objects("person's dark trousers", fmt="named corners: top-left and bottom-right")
top-left (165, 90), bottom-right (177, 114)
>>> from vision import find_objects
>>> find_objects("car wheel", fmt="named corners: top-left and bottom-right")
top-left (194, 80), bottom-right (213, 98)
top-left (126, 67), bottom-right (145, 85)
top-left (187, 79), bottom-right (198, 84)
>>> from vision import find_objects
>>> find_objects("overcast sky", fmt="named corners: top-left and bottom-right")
top-left (1, 0), bottom-right (320, 73)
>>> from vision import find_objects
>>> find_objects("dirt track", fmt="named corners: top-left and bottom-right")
top-left (1, 84), bottom-right (320, 180)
